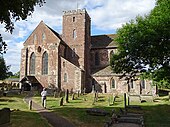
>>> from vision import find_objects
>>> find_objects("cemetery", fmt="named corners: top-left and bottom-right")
top-left (1, 87), bottom-right (170, 127)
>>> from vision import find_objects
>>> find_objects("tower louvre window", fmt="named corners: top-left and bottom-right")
top-left (73, 17), bottom-right (75, 22)
top-left (73, 29), bottom-right (77, 39)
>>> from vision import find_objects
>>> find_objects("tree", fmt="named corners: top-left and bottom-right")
top-left (0, 0), bottom-right (46, 54)
top-left (0, 56), bottom-right (10, 80)
top-left (111, 0), bottom-right (170, 84)
top-left (10, 71), bottom-right (20, 78)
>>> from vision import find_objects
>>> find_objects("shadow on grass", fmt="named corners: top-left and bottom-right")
top-left (140, 104), bottom-right (170, 127)
top-left (50, 106), bottom-right (113, 127)
top-left (0, 99), bottom-right (17, 102)
top-left (10, 110), bottom-right (51, 127)
top-left (46, 96), bottom-right (170, 127)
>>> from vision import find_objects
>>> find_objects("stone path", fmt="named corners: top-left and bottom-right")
top-left (24, 93), bottom-right (75, 127)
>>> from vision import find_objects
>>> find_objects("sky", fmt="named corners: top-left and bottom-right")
top-left (0, 0), bottom-right (156, 73)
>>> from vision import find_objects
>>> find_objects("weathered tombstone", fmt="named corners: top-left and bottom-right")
top-left (72, 93), bottom-right (75, 100)
top-left (112, 94), bottom-right (117, 105)
top-left (29, 100), bottom-right (32, 110)
top-left (66, 89), bottom-right (69, 103)
top-left (60, 97), bottom-right (64, 106)
top-left (128, 96), bottom-right (130, 106)
top-left (59, 91), bottom-right (62, 97)
top-left (92, 85), bottom-right (95, 93)
top-left (54, 91), bottom-right (57, 98)
top-left (83, 88), bottom-right (86, 95)
top-left (94, 92), bottom-right (97, 102)
top-left (0, 108), bottom-right (10, 125)
top-left (96, 91), bottom-right (98, 102)
top-left (77, 90), bottom-right (80, 97)
top-left (124, 93), bottom-right (127, 109)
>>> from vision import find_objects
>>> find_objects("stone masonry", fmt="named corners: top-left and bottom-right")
top-left (20, 9), bottom-right (156, 95)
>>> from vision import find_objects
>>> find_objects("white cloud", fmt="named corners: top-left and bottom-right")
top-left (0, 0), bottom-right (156, 73)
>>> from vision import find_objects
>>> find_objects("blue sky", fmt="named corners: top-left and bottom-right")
top-left (0, 0), bottom-right (156, 73)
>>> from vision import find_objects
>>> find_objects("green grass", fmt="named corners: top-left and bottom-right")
top-left (34, 93), bottom-right (170, 127)
top-left (34, 93), bottom-right (124, 127)
top-left (1, 93), bottom-right (170, 127)
top-left (0, 94), bottom-right (51, 127)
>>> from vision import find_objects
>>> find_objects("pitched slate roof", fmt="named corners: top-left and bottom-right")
top-left (91, 34), bottom-right (117, 48)
top-left (91, 66), bottom-right (119, 77)
top-left (45, 25), bottom-right (67, 46)
top-left (20, 76), bottom-right (40, 84)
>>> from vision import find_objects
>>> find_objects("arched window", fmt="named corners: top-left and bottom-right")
top-left (111, 79), bottom-right (115, 88)
top-left (73, 29), bottom-right (77, 39)
top-left (64, 73), bottom-right (67, 82)
top-left (42, 52), bottom-right (48, 75)
top-left (30, 52), bottom-right (35, 74)
top-left (95, 52), bottom-right (100, 66)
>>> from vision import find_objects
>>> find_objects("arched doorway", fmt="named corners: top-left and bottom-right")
top-left (22, 83), bottom-right (31, 91)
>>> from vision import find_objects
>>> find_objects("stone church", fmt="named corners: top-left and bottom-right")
top-left (20, 9), bottom-right (156, 94)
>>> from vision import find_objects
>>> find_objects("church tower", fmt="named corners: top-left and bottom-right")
top-left (62, 9), bottom-right (91, 91)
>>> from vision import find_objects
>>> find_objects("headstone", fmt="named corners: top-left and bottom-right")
top-left (29, 100), bottom-right (32, 110)
top-left (0, 108), bottom-right (10, 125)
top-left (92, 85), bottom-right (95, 93)
top-left (113, 94), bottom-right (116, 105)
top-left (66, 89), bottom-right (69, 103)
top-left (59, 91), bottom-right (62, 97)
top-left (83, 88), bottom-right (86, 95)
top-left (96, 91), bottom-right (98, 101)
top-left (60, 97), bottom-right (64, 106)
top-left (54, 91), bottom-right (57, 98)
top-left (72, 93), bottom-right (75, 100)
top-left (124, 93), bottom-right (127, 109)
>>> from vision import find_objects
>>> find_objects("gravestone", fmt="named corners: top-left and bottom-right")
top-left (141, 94), bottom-right (153, 102)
top-left (65, 89), bottom-right (69, 103)
top-left (72, 93), bottom-right (75, 100)
top-left (129, 95), bottom-right (141, 103)
top-left (60, 97), bottom-right (64, 106)
top-left (29, 100), bottom-right (32, 110)
top-left (0, 108), bottom-right (10, 125)
top-left (77, 90), bottom-right (80, 97)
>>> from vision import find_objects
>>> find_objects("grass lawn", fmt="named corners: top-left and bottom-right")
top-left (0, 94), bottom-right (51, 127)
top-left (34, 93), bottom-right (170, 127)
top-left (1, 92), bottom-right (170, 127)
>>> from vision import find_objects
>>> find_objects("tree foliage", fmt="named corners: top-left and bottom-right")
top-left (0, 0), bottom-right (46, 54)
top-left (111, 0), bottom-right (170, 85)
top-left (0, 56), bottom-right (10, 80)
